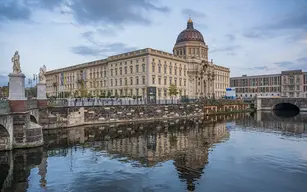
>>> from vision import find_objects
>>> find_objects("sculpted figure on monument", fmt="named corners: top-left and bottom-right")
top-left (12, 51), bottom-right (21, 73)
top-left (39, 65), bottom-right (47, 83)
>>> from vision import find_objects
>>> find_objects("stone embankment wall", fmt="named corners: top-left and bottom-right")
top-left (39, 103), bottom-right (250, 129)
top-left (12, 113), bottom-right (44, 149)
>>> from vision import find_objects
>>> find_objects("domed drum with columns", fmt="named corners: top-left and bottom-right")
top-left (173, 18), bottom-right (228, 98)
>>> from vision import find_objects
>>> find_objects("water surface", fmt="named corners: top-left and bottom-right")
top-left (1, 112), bottom-right (307, 192)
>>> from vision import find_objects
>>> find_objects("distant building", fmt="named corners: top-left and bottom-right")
top-left (45, 18), bottom-right (230, 99)
top-left (230, 70), bottom-right (307, 98)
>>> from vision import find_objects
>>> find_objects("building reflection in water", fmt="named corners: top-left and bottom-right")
top-left (43, 118), bottom-right (231, 191)
top-left (236, 111), bottom-right (307, 135)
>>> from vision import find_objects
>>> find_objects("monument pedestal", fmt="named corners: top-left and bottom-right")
top-left (8, 73), bottom-right (27, 112)
top-left (37, 83), bottom-right (48, 108)
top-left (37, 83), bottom-right (47, 100)
top-left (8, 73), bottom-right (26, 100)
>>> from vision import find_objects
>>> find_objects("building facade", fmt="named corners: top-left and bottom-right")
top-left (45, 18), bottom-right (230, 99)
top-left (230, 70), bottom-right (307, 98)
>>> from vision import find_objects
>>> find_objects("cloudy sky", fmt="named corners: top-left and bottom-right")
top-left (0, 0), bottom-right (306, 85)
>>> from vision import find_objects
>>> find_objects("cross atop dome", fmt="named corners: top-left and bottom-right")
top-left (187, 17), bottom-right (194, 29)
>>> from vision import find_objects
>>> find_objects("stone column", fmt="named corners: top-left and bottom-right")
top-left (8, 72), bottom-right (27, 112)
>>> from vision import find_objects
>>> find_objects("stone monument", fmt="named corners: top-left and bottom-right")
top-left (8, 51), bottom-right (27, 112)
top-left (37, 65), bottom-right (47, 100)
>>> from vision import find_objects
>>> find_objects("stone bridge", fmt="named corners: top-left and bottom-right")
top-left (0, 100), bottom-right (44, 151)
top-left (256, 97), bottom-right (307, 112)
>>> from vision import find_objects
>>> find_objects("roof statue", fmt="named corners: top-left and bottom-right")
top-left (12, 51), bottom-right (21, 73)
top-left (39, 65), bottom-right (47, 84)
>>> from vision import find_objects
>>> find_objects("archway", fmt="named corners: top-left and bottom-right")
top-left (272, 103), bottom-right (300, 117)
top-left (0, 124), bottom-right (10, 151)
top-left (30, 115), bottom-right (38, 124)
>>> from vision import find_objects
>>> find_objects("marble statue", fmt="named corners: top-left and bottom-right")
top-left (12, 51), bottom-right (21, 73)
top-left (39, 65), bottom-right (47, 83)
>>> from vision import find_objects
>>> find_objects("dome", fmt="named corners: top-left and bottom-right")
top-left (176, 18), bottom-right (205, 44)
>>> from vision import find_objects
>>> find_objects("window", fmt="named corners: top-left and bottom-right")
top-left (119, 78), bottom-right (122, 86)
top-left (142, 76), bottom-right (145, 84)
top-left (152, 76), bottom-right (155, 84)
top-left (125, 78), bottom-right (127, 85)
top-left (115, 79), bottom-right (118, 86)
top-left (164, 77), bottom-right (167, 85)
top-left (142, 64), bottom-right (145, 72)
top-left (136, 65), bottom-right (139, 73)
top-left (169, 66), bottom-right (172, 75)
top-left (152, 63), bottom-right (155, 73)
top-left (130, 77), bottom-right (133, 85)
top-left (115, 68), bottom-right (117, 76)
top-left (158, 77), bottom-right (161, 85)
top-left (164, 65), bottom-right (167, 74)
top-left (158, 65), bottom-right (161, 73)
top-left (124, 66), bottom-right (127, 74)
top-left (110, 79), bottom-right (113, 87)
top-left (119, 67), bottom-right (122, 75)
top-left (136, 77), bottom-right (139, 85)
top-left (130, 66), bottom-right (133, 74)
top-left (169, 77), bottom-right (172, 85)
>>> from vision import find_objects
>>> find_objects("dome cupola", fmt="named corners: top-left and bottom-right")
top-left (176, 17), bottom-right (205, 44)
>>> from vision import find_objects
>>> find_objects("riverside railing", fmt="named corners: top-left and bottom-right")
top-left (48, 98), bottom-right (181, 107)
top-left (47, 97), bottom-right (245, 107)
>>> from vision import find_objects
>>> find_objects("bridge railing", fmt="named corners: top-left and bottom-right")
top-left (27, 99), bottom-right (38, 110)
top-left (0, 100), bottom-right (10, 114)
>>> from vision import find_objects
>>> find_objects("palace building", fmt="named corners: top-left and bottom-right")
top-left (45, 18), bottom-right (230, 98)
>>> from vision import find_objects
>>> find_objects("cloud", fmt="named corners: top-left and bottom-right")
top-left (0, 1), bottom-right (31, 21)
top-left (244, 8), bottom-right (307, 40)
top-left (274, 57), bottom-right (307, 70)
top-left (226, 34), bottom-right (236, 41)
top-left (210, 45), bottom-right (241, 53)
top-left (265, 12), bottom-right (307, 32)
top-left (69, 0), bottom-right (170, 26)
top-left (24, 0), bottom-right (65, 10)
top-left (71, 45), bottom-right (104, 57)
top-left (71, 43), bottom-right (138, 57)
top-left (1, 0), bottom-right (170, 26)
top-left (182, 8), bottom-right (206, 19)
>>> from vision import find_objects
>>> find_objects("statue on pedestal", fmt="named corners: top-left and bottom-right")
top-left (12, 51), bottom-right (21, 73)
top-left (39, 65), bottom-right (47, 84)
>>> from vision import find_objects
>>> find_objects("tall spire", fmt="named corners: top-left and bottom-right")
top-left (187, 17), bottom-right (194, 29)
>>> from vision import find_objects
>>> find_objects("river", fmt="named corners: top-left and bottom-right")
top-left (1, 112), bottom-right (307, 192)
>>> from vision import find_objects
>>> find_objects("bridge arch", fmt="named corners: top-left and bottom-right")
top-left (0, 124), bottom-right (10, 151)
top-left (272, 102), bottom-right (300, 117)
